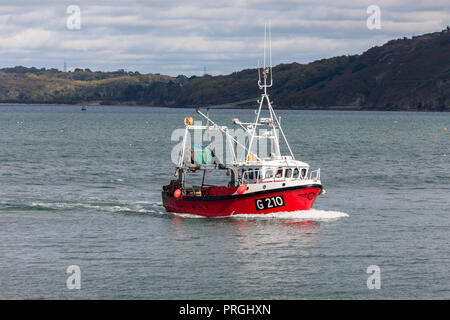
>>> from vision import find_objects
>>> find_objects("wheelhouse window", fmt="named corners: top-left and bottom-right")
top-left (265, 169), bottom-right (274, 179)
top-left (285, 168), bottom-right (292, 178)
top-left (301, 168), bottom-right (307, 179)
top-left (275, 168), bottom-right (283, 178)
top-left (293, 168), bottom-right (299, 179)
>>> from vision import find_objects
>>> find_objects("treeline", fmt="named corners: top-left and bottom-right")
top-left (1, 28), bottom-right (449, 110)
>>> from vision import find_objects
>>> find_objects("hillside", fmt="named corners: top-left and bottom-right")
top-left (1, 28), bottom-right (449, 111)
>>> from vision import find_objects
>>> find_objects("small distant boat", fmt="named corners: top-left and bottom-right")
top-left (161, 25), bottom-right (324, 217)
top-left (81, 106), bottom-right (87, 111)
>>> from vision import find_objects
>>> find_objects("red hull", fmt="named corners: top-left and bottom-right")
top-left (163, 185), bottom-right (322, 217)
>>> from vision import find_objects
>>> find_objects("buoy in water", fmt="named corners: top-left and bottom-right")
top-left (174, 189), bottom-right (182, 198)
top-left (237, 185), bottom-right (247, 195)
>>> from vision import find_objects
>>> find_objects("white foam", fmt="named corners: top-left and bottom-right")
top-left (26, 201), bottom-right (158, 214)
top-left (171, 209), bottom-right (349, 220)
top-left (30, 202), bottom-right (75, 209)
top-left (172, 213), bottom-right (208, 218)
top-left (15, 200), bottom-right (348, 220)
top-left (231, 209), bottom-right (349, 220)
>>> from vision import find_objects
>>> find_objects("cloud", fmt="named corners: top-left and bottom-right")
top-left (0, 29), bottom-right (58, 49)
top-left (0, 0), bottom-right (448, 75)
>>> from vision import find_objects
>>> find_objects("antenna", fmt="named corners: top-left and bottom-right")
top-left (269, 21), bottom-right (273, 83)
top-left (257, 22), bottom-right (273, 91)
top-left (258, 60), bottom-right (261, 84)
top-left (263, 23), bottom-right (266, 70)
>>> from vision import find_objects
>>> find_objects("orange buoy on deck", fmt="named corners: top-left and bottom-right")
top-left (174, 189), bottom-right (182, 198)
top-left (237, 185), bottom-right (247, 194)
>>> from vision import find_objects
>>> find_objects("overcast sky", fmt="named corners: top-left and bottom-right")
top-left (0, 0), bottom-right (448, 76)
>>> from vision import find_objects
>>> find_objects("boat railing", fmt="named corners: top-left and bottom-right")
top-left (241, 167), bottom-right (320, 184)
top-left (309, 168), bottom-right (320, 182)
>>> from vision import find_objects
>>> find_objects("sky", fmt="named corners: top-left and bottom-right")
top-left (0, 0), bottom-right (449, 76)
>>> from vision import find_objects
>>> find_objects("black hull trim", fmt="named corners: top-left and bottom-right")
top-left (176, 184), bottom-right (323, 202)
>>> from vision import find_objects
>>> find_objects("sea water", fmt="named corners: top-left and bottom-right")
top-left (0, 105), bottom-right (448, 299)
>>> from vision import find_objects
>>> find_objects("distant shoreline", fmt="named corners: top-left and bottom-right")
top-left (0, 103), bottom-right (449, 112)
top-left (1, 28), bottom-right (449, 112)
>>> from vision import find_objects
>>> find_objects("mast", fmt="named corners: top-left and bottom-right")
top-left (248, 22), bottom-right (295, 161)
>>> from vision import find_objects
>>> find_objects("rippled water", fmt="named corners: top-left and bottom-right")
top-left (0, 105), bottom-right (449, 299)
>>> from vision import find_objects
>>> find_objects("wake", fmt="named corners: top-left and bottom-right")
top-left (174, 209), bottom-right (349, 220)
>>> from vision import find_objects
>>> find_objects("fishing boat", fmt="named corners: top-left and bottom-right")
top-left (162, 26), bottom-right (324, 217)
top-left (81, 106), bottom-right (87, 111)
